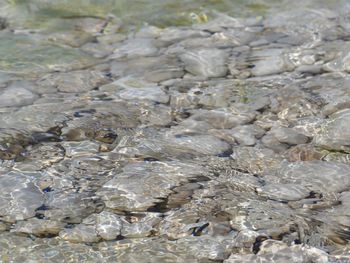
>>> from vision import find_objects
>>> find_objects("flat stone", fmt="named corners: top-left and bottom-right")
top-left (158, 28), bottom-right (210, 45)
top-left (225, 240), bottom-right (329, 263)
top-left (165, 134), bottom-right (232, 156)
top-left (250, 49), bottom-right (295, 76)
top-left (189, 109), bottom-right (256, 129)
top-left (275, 161), bottom-right (350, 194)
top-left (0, 172), bottom-right (44, 222)
top-left (270, 127), bottom-right (309, 145)
top-left (12, 218), bottom-right (65, 237)
top-left (314, 109), bottom-right (350, 152)
top-left (256, 183), bottom-right (310, 201)
top-left (0, 86), bottom-right (38, 107)
top-left (112, 38), bottom-right (158, 59)
top-left (59, 224), bottom-right (100, 243)
top-left (231, 146), bottom-right (283, 175)
top-left (38, 70), bottom-right (108, 93)
top-left (97, 162), bottom-right (200, 211)
top-left (180, 48), bottom-right (228, 78)
top-left (96, 211), bottom-right (123, 240)
top-left (117, 86), bottom-right (169, 103)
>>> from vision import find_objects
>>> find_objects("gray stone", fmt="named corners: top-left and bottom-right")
top-left (112, 38), bottom-right (158, 59)
top-left (0, 172), bottom-right (44, 222)
top-left (250, 49), bottom-right (295, 76)
top-left (314, 109), bottom-right (350, 152)
top-left (96, 211), bottom-right (123, 240)
top-left (180, 48), bottom-right (228, 78)
top-left (0, 86), bottom-right (38, 107)
top-left (59, 224), bottom-right (100, 243)
top-left (38, 70), bottom-right (108, 93)
top-left (225, 240), bottom-right (329, 263)
top-left (189, 109), bottom-right (256, 129)
top-left (275, 161), bottom-right (350, 194)
top-left (12, 218), bottom-right (65, 237)
top-left (270, 127), bottom-right (309, 145)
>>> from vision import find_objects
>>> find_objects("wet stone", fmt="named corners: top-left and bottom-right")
top-left (97, 161), bottom-right (204, 211)
top-left (314, 109), bottom-right (350, 152)
top-left (95, 211), bottom-right (123, 240)
top-left (38, 70), bottom-right (109, 93)
top-left (112, 38), bottom-right (158, 59)
top-left (164, 134), bottom-right (232, 156)
top-left (12, 218), bottom-right (65, 237)
top-left (225, 239), bottom-right (329, 263)
top-left (59, 224), bottom-right (101, 243)
top-left (0, 86), bottom-right (38, 107)
top-left (180, 48), bottom-right (228, 78)
top-left (250, 48), bottom-right (295, 77)
top-left (189, 109), bottom-right (256, 129)
top-left (273, 161), bottom-right (350, 195)
top-left (0, 172), bottom-right (44, 222)
top-left (231, 146), bottom-right (283, 175)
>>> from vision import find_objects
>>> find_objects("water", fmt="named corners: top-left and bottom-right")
top-left (1, 0), bottom-right (350, 262)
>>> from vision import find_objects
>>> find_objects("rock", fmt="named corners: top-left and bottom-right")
top-left (117, 86), bottom-right (169, 103)
top-left (12, 218), bottom-right (65, 237)
top-left (59, 224), bottom-right (100, 243)
top-left (158, 28), bottom-right (210, 45)
top-left (121, 213), bottom-right (161, 238)
top-left (165, 134), bottom-right (232, 156)
top-left (97, 161), bottom-right (202, 211)
top-left (38, 70), bottom-right (108, 93)
top-left (314, 109), bottom-right (350, 152)
top-left (231, 146), bottom-right (283, 175)
top-left (256, 183), bottom-right (310, 201)
top-left (274, 161), bottom-right (350, 194)
top-left (189, 109), bottom-right (256, 129)
top-left (230, 125), bottom-right (265, 146)
top-left (180, 48), bottom-right (228, 78)
top-left (103, 77), bottom-right (169, 103)
top-left (110, 55), bottom-right (183, 82)
top-left (225, 239), bottom-right (329, 263)
top-left (0, 86), bottom-right (38, 107)
top-left (96, 211), bottom-right (123, 240)
top-left (0, 172), bottom-right (44, 222)
top-left (270, 127), bottom-right (309, 145)
top-left (250, 49), bottom-right (295, 76)
top-left (42, 192), bottom-right (102, 224)
top-left (60, 141), bottom-right (100, 157)
top-left (112, 38), bottom-right (158, 59)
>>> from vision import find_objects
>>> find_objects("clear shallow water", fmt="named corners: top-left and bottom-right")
top-left (1, 0), bottom-right (350, 262)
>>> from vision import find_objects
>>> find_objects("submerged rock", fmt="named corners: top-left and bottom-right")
top-left (225, 239), bottom-right (329, 263)
top-left (0, 172), bottom-right (44, 222)
top-left (180, 48), bottom-right (228, 78)
top-left (314, 109), bottom-right (350, 152)
top-left (0, 86), bottom-right (38, 107)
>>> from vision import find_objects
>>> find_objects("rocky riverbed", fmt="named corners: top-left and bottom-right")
top-left (1, 0), bottom-right (350, 262)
